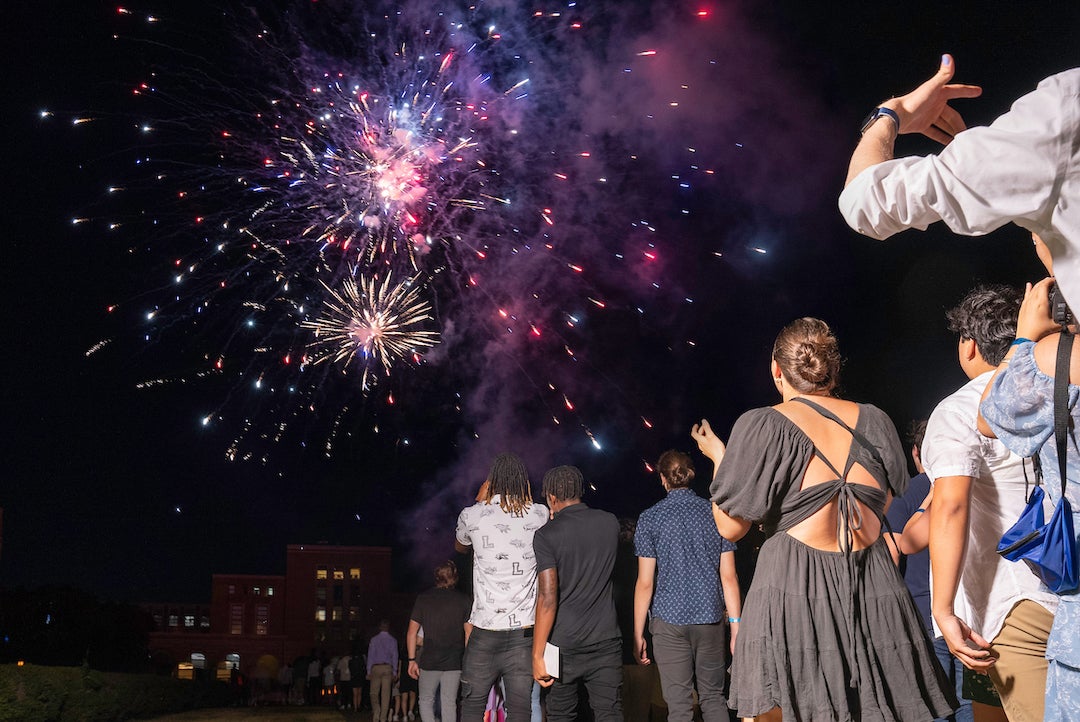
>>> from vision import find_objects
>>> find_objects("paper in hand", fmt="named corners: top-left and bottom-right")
top-left (544, 642), bottom-right (560, 679)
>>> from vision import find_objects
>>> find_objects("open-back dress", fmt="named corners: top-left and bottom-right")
top-left (709, 399), bottom-right (957, 721)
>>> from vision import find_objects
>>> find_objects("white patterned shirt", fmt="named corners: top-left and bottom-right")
top-left (456, 494), bottom-right (549, 630)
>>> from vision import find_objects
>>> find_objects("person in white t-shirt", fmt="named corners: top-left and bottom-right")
top-left (455, 452), bottom-right (549, 721)
top-left (923, 284), bottom-right (1060, 722)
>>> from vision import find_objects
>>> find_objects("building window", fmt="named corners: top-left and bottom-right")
top-left (350, 568), bottom-right (360, 580)
top-left (191, 652), bottom-right (206, 670)
top-left (333, 570), bottom-right (344, 580)
top-left (177, 662), bottom-right (194, 680)
top-left (316, 567), bottom-right (327, 580)
top-left (153, 614), bottom-right (163, 628)
top-left (184, 615), bottom-right (195, 628)
top-left (228, 584), bottom-right (236, 595)
top-left (349, 606), bottom-right (360, 622)
top-left (332, 606), bottom-right (343, 622)
top-left (200, 616), bottom-right (210, 629)
top-left (333, 585), bottom-right (343, 604)
top-left (256, 605), bottom-right (269, 636)
top-left (168, 614), bottom-right (179, 627)
top-left (253, 586), bottom-right (261, 596)
top-left (315, 607), bottom-right (326, 622)
top-left (267, 587), bottom-right (275, 596)
top-left (230, 604), bottom-right (243, 635)
top-left (316, 587), bottom-right (327, 602)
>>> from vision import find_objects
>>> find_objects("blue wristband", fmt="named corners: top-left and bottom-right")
top-left (1011, 337), bottom-right (1032, 346)
top-left (727, 617), bottom-right (741, 624)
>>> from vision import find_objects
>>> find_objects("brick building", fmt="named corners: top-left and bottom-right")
top-left (147, 544), bottom-right (407, 680)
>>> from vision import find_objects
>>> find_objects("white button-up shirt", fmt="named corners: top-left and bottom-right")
top-left (840, 69), bottom-right (1080, 307)
top-left (922, 371), bottom-right (1059, 641)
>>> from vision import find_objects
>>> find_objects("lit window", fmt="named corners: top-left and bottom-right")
top-left (177, 662), bottom-right (194, 680)
top-left (332, 607), bottom-right (343, 622)
top-left (350, 568), bottom-right (360, 580)
top-left (267, 587), bottom-right (275, 596)
top-left (316, 567), bottom-right (328, 580)
top-left (253, 586), bottom-right (261, 596)
top-left (184, 615), bottom-right (195, 628)
top-left (315, 607), bottom-right (327, 622)
top-left (256, 605), bottom-right (269, 636)
top-left (230, 604), bottom-right (243, 635)
top-left (333, 570), bottom-right (344, 580)
top-left (200, 616), bottom-right (210, 629)
top-left (191, 653), bottom-right (206, 670)
top-left (168, 615), bottom-right (179, 627)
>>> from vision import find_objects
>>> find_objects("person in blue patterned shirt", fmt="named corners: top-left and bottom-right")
top-left (633, 450), bottom-right (741, 722)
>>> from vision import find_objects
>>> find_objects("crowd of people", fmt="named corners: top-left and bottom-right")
top-left (264, 57), bottom-right (1080, 722)
top-left (410, 56), bottom-right (1080, 722)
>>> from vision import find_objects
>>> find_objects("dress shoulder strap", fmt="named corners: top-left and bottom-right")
top-left (790, 397), bottom-right (887, 484)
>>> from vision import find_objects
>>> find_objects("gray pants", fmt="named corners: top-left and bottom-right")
top-left (649, 617), bottom-right (727, 722)
top-left (418, 668), bottom-right (461, 722)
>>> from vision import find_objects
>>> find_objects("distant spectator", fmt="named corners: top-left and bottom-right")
top-left (307, 653), bottom-right (321, 706)
top-left (323, 657), bottom-right (337, 705)
top-left (408, 560), bottom-right (472, 722)
top-left (336, 653), bottom-right (353, 709)
top-left (368, 620), bottom-right (400, 722)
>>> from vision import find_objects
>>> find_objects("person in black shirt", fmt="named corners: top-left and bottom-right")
top-left (532, 465), bottom-right (623, 721)
top-left (407, 561), bottom-right (472, 722)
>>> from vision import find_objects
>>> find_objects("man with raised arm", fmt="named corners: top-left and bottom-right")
top-left (455, 452), bottom-right (549, 721)
top-left (839, 56), bottom-right (1080, 307)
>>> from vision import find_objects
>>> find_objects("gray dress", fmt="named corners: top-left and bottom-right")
top-left (710, 399), bottom-right (957, 721)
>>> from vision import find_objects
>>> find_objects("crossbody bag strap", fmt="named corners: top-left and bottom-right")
top-left (1054, 330), bottom-right (1074, 500)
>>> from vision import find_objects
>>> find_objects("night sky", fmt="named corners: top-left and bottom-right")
top-left (4, 0), bottom-right (1078, 604)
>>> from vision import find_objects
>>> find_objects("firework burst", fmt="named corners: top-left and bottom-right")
top-left (302, 273), bottom-right (439, 389)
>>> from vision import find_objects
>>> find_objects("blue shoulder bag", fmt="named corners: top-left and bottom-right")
top-left (996, 331), bottom-right (1079, 594)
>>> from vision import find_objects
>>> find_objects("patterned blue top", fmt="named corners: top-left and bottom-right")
top-left (982, 339), bottom-right (1080, 670)
top-left (635, 487), bottom-right (737, 625)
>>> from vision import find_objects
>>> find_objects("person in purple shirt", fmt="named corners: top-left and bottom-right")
top-left (368, 620), bottom-right (400, 722)
top-left (633, 450), bottom-right (741, 722)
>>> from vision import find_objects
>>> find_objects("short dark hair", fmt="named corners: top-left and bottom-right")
top-left (906, 419), bottom-right (928, 450)
top-left (541, 465), bottom-right (584, 502)
top-left (945, 284), bottom-right (1022, 366)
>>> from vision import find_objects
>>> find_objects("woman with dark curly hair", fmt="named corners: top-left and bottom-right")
top-left (693, 317), bottom-right (956, 721)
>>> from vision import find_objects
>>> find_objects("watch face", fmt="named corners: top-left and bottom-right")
top-left (860, 108), bottom-right (897, 135)
top-left (860, 110), bottom-right (883, 135)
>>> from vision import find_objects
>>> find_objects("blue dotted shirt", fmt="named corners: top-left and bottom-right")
top-left (635, 488), bottom-right (736, 625)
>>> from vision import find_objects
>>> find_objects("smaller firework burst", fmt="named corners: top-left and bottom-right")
top-left (302, 272), bottom-right (439, 388)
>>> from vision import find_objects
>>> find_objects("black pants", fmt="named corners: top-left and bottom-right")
top-left (545, 637), bottom-right (623, 722)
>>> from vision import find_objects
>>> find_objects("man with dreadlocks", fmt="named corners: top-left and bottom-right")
top-left (455, 452), bottom-right (550, 720)
top-left (531, 465), bottom-right (622, 722)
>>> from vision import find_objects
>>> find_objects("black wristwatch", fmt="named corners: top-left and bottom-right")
top-left (859, 106), bottom-right (900, 135)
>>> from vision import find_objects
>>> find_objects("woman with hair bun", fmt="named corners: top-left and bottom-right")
top-left (693, 318), bottom-right (956, 721)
